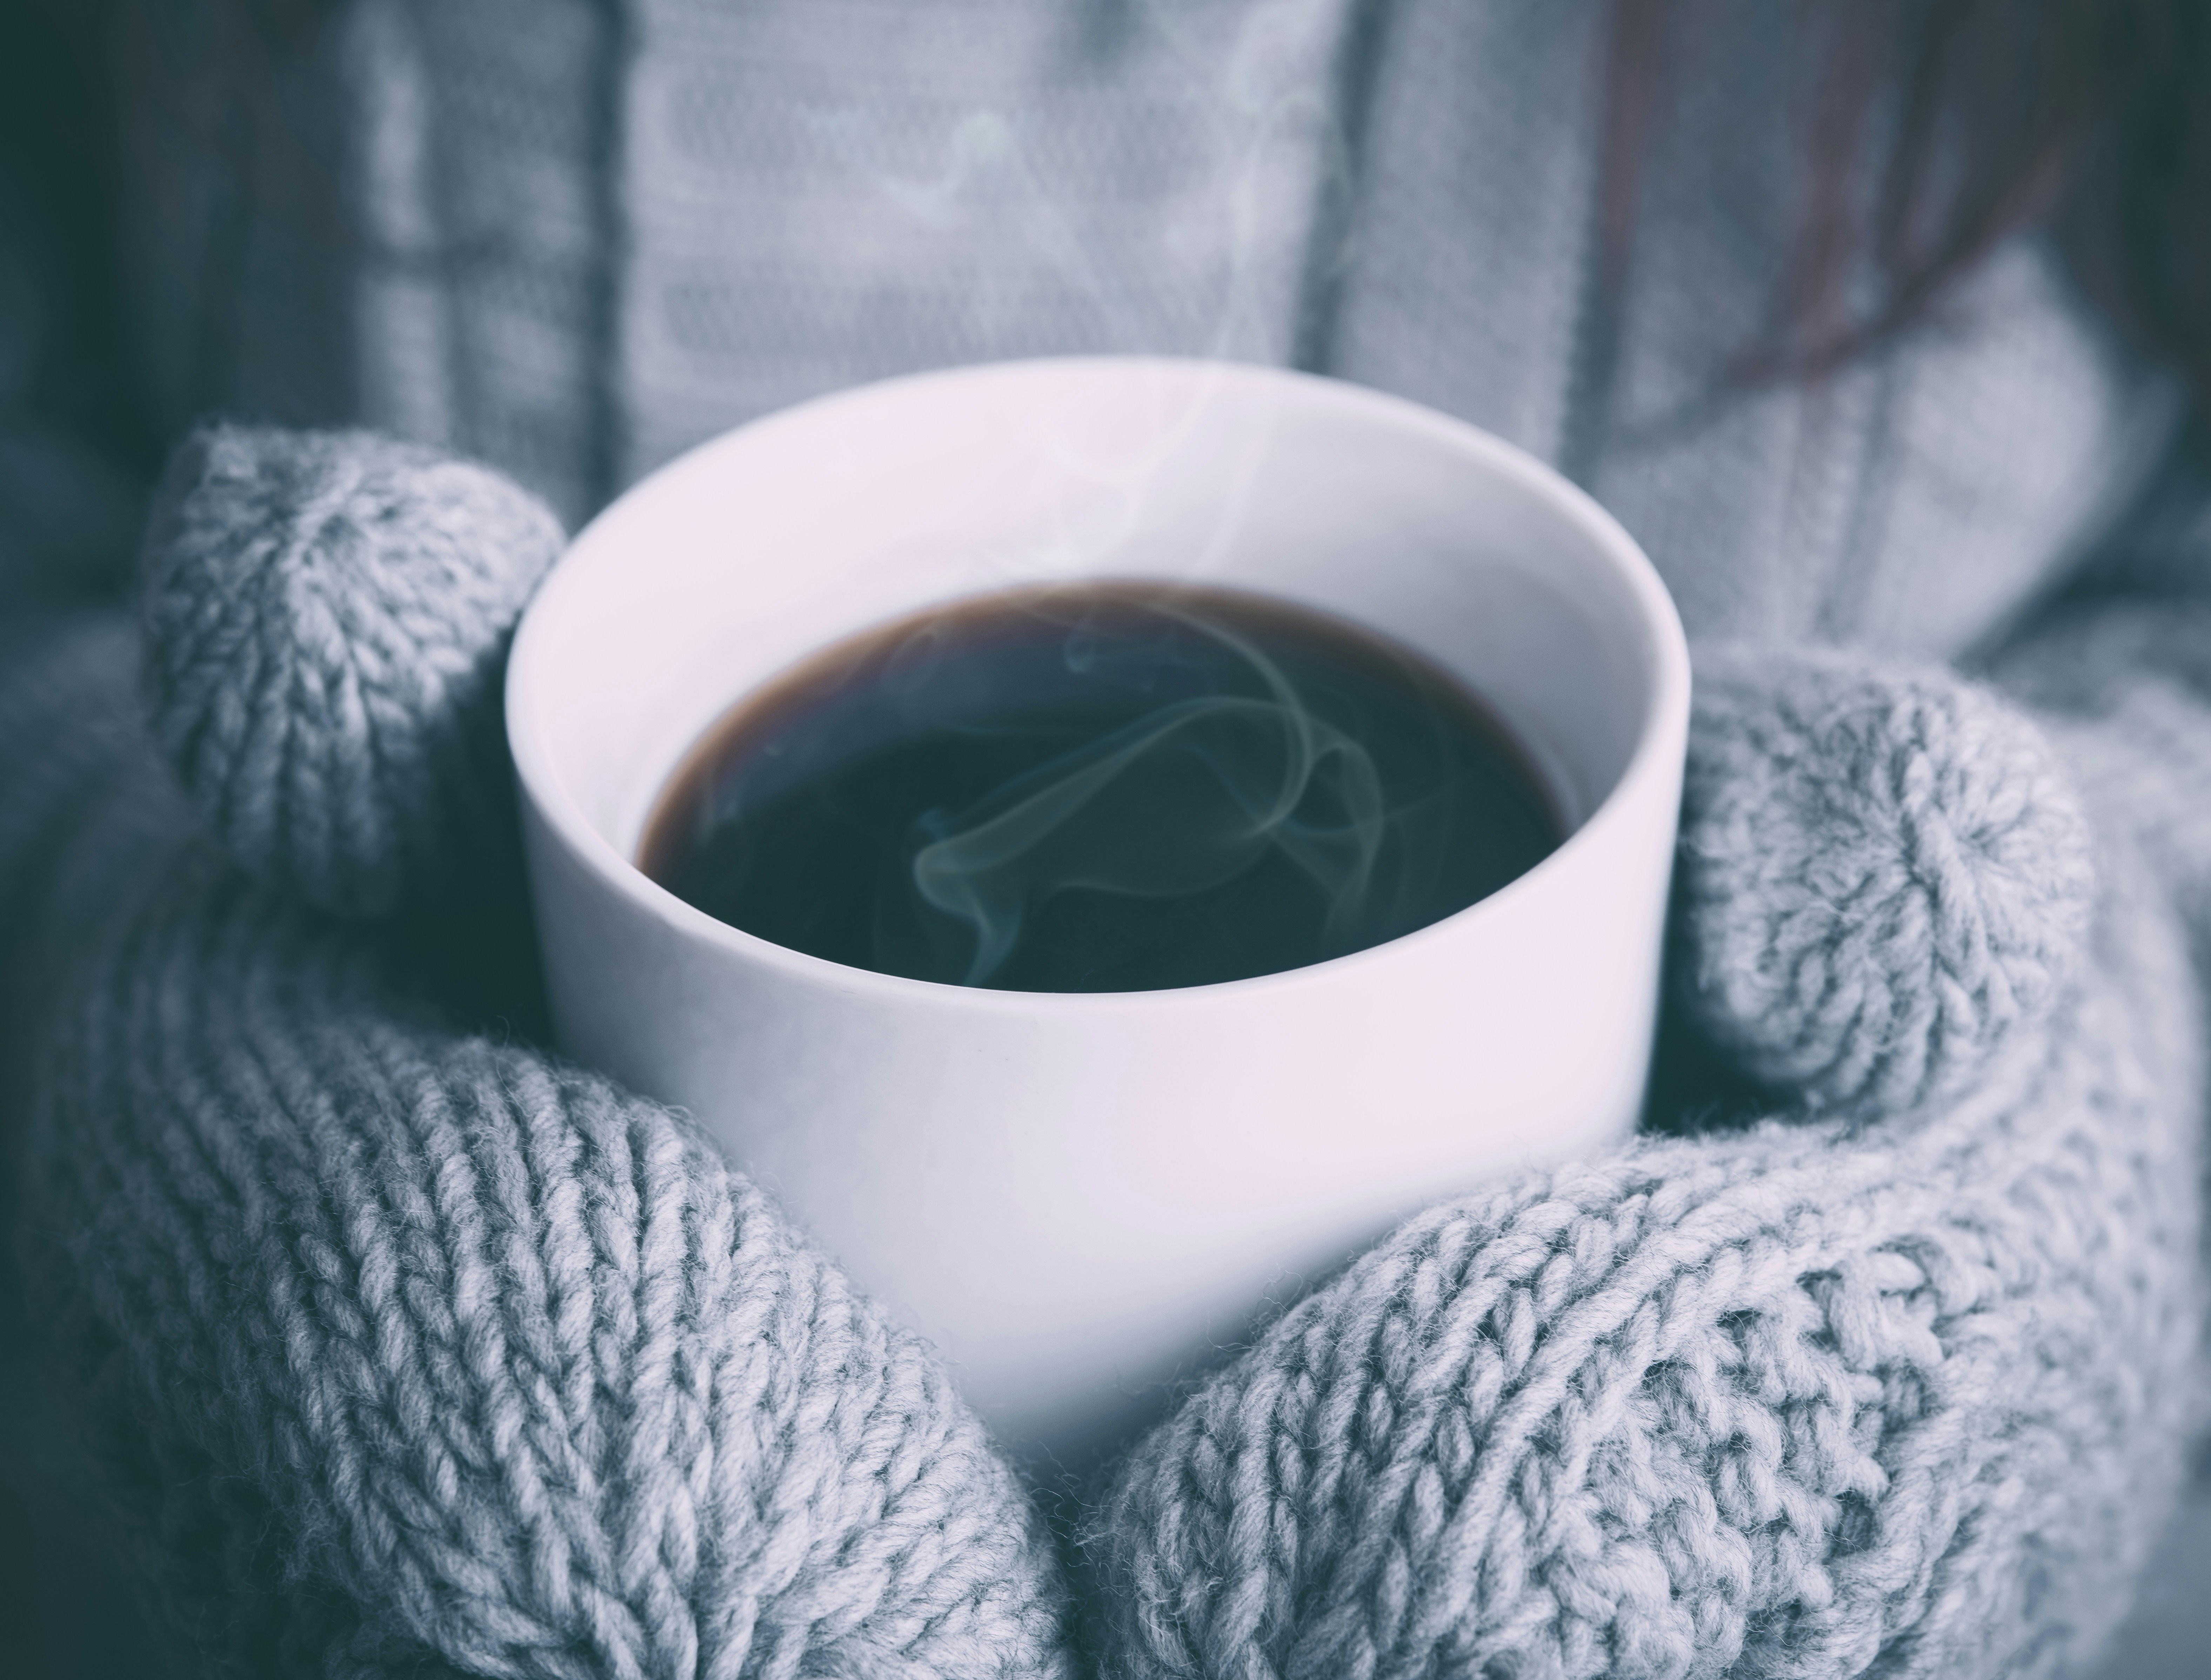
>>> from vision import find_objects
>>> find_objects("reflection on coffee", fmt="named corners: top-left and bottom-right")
top-left (638, 582), bottom-right (1561, 992)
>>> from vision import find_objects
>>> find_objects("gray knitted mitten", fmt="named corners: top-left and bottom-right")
top-left (12, 427), bottom-right (1075, 1680)
top-left (1089, 647), bottom-right (2209, 1679)
top-left (9, 426), bottom-right (2207, 1680)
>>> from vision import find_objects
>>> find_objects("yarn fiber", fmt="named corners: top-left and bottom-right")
top-left (12, 4), bottom-right (2209, 1671)
top-left (20, 742), bottom-right (1075, 1680)
top-left (8, 429), bottom-right (2209, 1680)
top-left (14, 444), bottom-right (1076, 1679)
top-left (1085, 643), bottom-right (2203, 1680)
top-left (1677, 647), bottom-right (2097, 1114)
top-left (1994, 600), bottom-right (2211, 936)
top-left (1090, 938), bottom-right (2200, 1680)
top-left (140, 424), bottom-right (566, 918)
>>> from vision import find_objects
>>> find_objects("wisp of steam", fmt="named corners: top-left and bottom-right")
top-left (641, 582), bottom-right (1559, 994)
top-left (910, 604), bottom-right (1386, 985)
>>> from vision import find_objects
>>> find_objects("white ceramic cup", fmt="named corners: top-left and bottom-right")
top-left (507, 357), bottom-right (1690, 1463)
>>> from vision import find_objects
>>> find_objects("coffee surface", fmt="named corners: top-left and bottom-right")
top-left (639, 582), bottom-right (1561, 991)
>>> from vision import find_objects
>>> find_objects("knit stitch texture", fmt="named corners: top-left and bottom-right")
top-left (8, 4), bottom-right (2211, 1673)
top-left (141, 423), bottom-right (566, 919)
top-left (1088, 871), bottom-right (2199, 1678)
top-left (6, 431), bottom-right (2207, 1679)
top-left (1675, 648), bottom-right (2098, 1115)
top-left (32, 881), bottom-right (1076, 1680)
top-left (1083, 639), bottom-right (2205, 1680)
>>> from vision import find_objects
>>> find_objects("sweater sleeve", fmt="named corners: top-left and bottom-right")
top-left (1990, 589), bottom-right (2211, 943)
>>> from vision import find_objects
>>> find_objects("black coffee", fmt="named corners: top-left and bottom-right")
top-left (640, 582), bottom-right (1561, 992)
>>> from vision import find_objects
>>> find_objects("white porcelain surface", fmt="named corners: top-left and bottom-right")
top-left (507, 357), bottom-right (1690, 1462)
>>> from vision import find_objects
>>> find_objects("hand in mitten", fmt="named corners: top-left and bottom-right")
top-left (1090, 643), bottom-right (2205, 1680)
top-left (12, 425), bottom-right (1075, 1680)
top-left (13, 424), bottom-right (2205, 1680)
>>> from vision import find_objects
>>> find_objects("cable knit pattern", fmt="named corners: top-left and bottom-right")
top-left (140, 424), bottom-right (566, 918)
top-left (1677, 647), bottom-right (2098, 1113)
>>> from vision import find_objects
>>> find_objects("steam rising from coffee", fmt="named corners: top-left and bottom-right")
top-left (910, 606), bottom-right (1384, 983)
top-left (641, 584), bottom-right (1559, 994)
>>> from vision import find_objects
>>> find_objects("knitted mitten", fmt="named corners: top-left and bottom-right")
top-left (1087, 644), bottom-right (2207, 1679)
top-left (8, 426), bottom-right (1076, 1680)
top-left (8, 425), bottom-right (2205, 1680)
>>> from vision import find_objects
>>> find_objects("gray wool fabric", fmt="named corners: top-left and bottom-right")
top-left (32, 890), bottom-right (1076, 1680)
top-left (1675, 650), bottom-right (2099, 1115)
top-left (5, 2), bottom-right (2211, 1678)
top-left (1083, 643), bottom-right (2207, 1680)
top-left (6, 428), bottom-right (2207, 1680)
top-left (134, 0), bottom-right (2169, 655)
top-left (12, 564), bottom-right (1078, 1678)
top-left (140, 424), bottom-right (567, 918)
top-left (1089, 885), bottom-right (2201, 1679)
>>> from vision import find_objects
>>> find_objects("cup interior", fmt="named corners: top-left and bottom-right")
top-left (511, 358), bottom-right (1674, 918)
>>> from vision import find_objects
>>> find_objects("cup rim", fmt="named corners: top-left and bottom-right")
top-left (507, 355), bottom-right (1690, 1015)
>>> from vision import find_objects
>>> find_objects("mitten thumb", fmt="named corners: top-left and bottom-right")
top-left (1675, 644), bottom-right (2096, 1116)
top-left (140, 423), bottom-right (565, 917)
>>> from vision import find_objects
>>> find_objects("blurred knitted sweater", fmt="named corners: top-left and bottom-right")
top-left (4, 1), bottom-right (2211, 1677)
top-left (120, 0), bottom-right (2183, 645)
